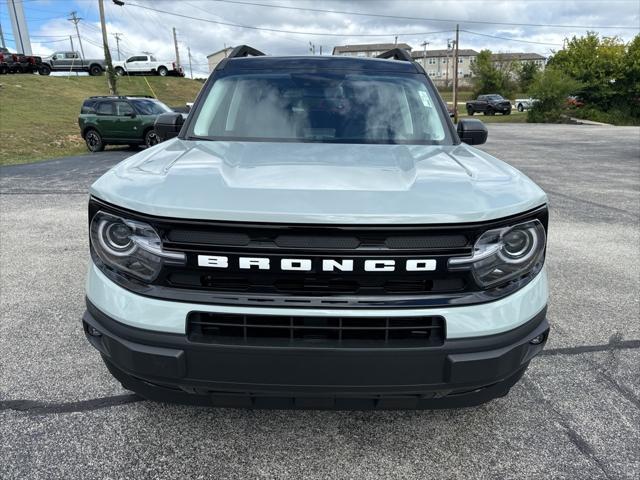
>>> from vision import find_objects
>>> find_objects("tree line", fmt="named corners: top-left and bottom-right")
top-left (469, 33), bottom-right (640, 125)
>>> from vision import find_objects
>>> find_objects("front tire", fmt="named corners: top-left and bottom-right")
top-left (115, 67), bottom-right (125, 76)
top-left (38, 64), bottom-right (51, 75)
top-left (517, 103), bottom-right (524, 112)
top-left (487, 108), bottom-right (495, 116)
top-left (89, 65), bottom-right (103, 76)
top-left (157, 66), bottom-right (168, 77)
top-left (467, 107), bottom-right (474, 116)
top-left (85, 129), bottom-right (105, 152)
top-left (144, 129), bottom-right (159, 148)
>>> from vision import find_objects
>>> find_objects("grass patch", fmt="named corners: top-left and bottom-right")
top-left (459, 110), bottom-right (528, 123)
top-left (0, 75), bottom-right (203, 165)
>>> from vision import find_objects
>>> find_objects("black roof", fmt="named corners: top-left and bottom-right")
top-left (219, 55), bottom-right (420, 73)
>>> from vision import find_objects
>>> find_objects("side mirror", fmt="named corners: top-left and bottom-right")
top-left (129, 112), bottom-right (137, 118)
top-left (154, 113), bottom-right (184, 142)
top-left (457, 118), bottom-right (488, 145)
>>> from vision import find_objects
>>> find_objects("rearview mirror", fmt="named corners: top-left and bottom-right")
top-left (154, 113), bottom-right (185, 142)
top-left (457, 119), bottom-right (488, 145)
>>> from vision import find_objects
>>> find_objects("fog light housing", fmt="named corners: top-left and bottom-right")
top-left (530, 333), bottom-right (545, 345)
top-left (87, 325), bottom-right (102, 337)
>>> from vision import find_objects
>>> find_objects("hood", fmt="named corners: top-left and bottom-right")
top-left (90, 139), bottom-right (547, 224)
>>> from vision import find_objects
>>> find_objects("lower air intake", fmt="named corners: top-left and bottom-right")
top-left (187, 312), bottom-right (445, 348)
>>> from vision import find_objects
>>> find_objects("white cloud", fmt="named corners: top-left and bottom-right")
top-left (25, 0), bottom-right (639, 78)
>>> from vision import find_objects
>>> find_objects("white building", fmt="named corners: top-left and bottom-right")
top-left (332, 43), bottom-right (412, 58)
top-left (411, 49), bottom-right (479, 87)
top-left (206, 47), bottom-right (235, 73)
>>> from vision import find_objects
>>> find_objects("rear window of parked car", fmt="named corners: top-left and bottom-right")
top-left (81, 100), bottom-right (97, 114)
top-left (96, 102), bottom-right (114, 115)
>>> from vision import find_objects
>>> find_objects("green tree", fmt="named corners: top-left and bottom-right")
top-left (470, 49), bottom-right (516, 98)
top-left (517, 61), bottom-right (540, 92)
top-left (527, 67), bottom-right (581, 123)
top-left (531, 32), bottom-right (640, 124)
top-left (548, 32), bottom-right (627, 108)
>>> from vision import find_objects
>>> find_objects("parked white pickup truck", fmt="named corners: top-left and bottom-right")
top-left (514, 97), bottom-right (539, 112)
top-left (113, 54), bottom-right (184, 77)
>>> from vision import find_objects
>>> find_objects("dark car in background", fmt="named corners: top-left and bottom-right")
top-left (0, 47), bottom-right (11, 74)
top-left (466, 94), bottom-right (512, 116)
top-left (78, 95), bottom-right (173, 152)
top-left (0, 47), bottom-right (42, 74)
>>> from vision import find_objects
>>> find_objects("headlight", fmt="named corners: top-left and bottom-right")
top-left (448, 219), bottom-right (546, 288)
top-left (90, 211), bottom-right (185, 282)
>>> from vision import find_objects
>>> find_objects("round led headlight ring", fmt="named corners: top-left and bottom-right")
top-left (98, 219), bottom-right (135, 256)
top-left (500, 227), bottom-right (538, 262)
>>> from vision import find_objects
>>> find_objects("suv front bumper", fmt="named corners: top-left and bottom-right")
top-left (83, 300), bottom-right (549, 409)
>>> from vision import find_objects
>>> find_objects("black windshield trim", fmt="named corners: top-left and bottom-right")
top-left (185, 135), bottom-right (444, 146)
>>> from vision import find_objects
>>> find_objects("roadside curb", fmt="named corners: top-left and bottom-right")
top-left (568, 117), bottom-right (612, 126)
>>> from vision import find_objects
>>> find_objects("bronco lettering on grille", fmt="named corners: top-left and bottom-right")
top-left (197, 255), bottom-right (436, 272)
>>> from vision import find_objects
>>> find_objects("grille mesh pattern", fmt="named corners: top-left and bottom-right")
top-left (188, 312), bottom-right (445, 347)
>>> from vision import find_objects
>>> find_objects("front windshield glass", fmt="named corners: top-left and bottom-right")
top-left (486, 95), bottom-right (505, 101)
top-left (191, 72), bottom-right (448, 144)
top-left (133, 99), bottom-right (171, 115)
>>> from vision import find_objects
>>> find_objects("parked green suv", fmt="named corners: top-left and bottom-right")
top-left (78, 96), bottom-right (173, 152)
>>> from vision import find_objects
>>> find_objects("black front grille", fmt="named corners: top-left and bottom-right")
top-left (89, 198), bottom-right (549, 308)
top-left (167, 271), bottom-right (467, 295)
top-left (187, 312), bottom-right (445, 348)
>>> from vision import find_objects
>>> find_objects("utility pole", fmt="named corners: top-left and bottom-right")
top-left (172, 27), bottom-right (181, 67)
top-left (394, 35), bottom-right (398, 45)
top-left (446, 39), bottom-right (453, 88)
top-left (452, 24), bottom-right (460, 123)
top-left (68, 11), bottom-right (85, 58)
top-left (69, 35), bottom-right (75, 52)
top-left (319, 45), bottom-right (322, 56)
top-left (187, 46), bottom-right (193, 79)
top-left (98, 0), bottom-right (117, 94)
top-left (112, 33), bottom-right (123, 60)
top-left (0, 23), bottom-right (5, 49)
top-left (421, 41), bottom-right (429, 71)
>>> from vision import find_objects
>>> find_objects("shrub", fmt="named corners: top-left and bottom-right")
top-left (527, 68), bottom-right (581, 123)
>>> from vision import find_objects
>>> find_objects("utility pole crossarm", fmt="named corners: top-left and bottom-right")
top-left (68, 11), bottom-right (85, 59)
top-left (112, 33), bottom-right (123, 61)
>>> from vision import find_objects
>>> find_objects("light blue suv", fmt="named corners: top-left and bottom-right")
top-left (82, 46), bottom-right (549, 409)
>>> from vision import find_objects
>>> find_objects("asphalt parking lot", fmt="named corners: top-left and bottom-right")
top-left (1, 124), bottom-right (639, 479)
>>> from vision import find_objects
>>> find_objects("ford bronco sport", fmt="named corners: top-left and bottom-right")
top-left (79, 96), bottom-right (172, 151)
top-left (83, 46), bottom-right (549, 409)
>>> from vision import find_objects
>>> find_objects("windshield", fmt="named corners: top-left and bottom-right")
top-left (133, 99), bottom-right (171, 115)
top-left (486, 95), bottom-right (505, 101)
top-left (190, 72), bottom-right (449, 144)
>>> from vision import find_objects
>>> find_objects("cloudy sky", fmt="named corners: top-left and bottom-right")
top-left (2, 0), bottom-right (638, 77)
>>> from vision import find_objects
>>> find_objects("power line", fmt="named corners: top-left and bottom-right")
top-left (201, 0), bottom-right (640, 30)
top-left (119, 2), bottom-right (454, 37)
top-left (461, 29), bottom-right (562, 46)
